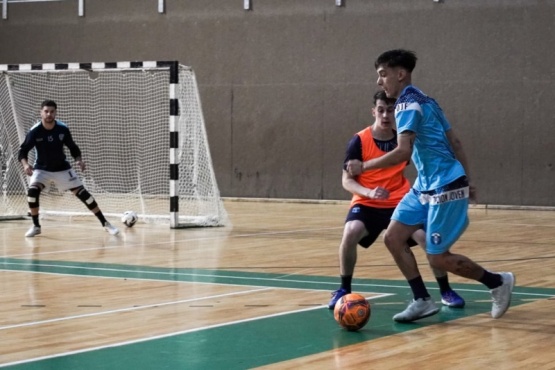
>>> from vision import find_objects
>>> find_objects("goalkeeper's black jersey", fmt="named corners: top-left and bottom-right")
top-left (18, 120), bottom-right (82, 172)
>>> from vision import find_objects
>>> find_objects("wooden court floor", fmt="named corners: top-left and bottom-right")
top-left (0, 200), bottom-right (554, 369)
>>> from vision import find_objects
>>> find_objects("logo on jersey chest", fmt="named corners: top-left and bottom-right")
top-left (44, 134), bottom-right (64, 142)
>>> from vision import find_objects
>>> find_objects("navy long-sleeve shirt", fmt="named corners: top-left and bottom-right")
top-left (18, 120), bottom-right (81, 172)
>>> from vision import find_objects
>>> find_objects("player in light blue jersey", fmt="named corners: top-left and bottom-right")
top-left (346, 49), bottom-right (514, 323)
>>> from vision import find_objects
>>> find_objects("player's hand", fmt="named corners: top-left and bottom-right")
top-left (75, 159), bottom-right (86, 172)
top-left (346, 159), bottom-right (364, 176)
top-left (366, 186), bottom-right (390, 200)
top-left (23, 164), bottom-right (33, 176)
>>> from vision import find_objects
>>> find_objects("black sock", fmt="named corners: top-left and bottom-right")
top-left (479, 270), bottom-right (503, 289)
top-left (340, 275), bottom-right (352, 292)
top-left (32, 215), bottom-right (40, 227)
top-left (95, 211), bottom-right (108, 226)
top-left (408, 275), bottom-right (430, 300)
top-left (435, 275), bottom-right (451, 294)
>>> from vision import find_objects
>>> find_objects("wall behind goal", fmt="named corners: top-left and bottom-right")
top-left (1, 0), bottom-right (554, 207)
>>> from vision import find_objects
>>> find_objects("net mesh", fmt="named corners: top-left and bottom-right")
top-left (0, 65), bottom-right (228, 227)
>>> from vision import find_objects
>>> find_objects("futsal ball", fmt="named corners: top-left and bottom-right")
top-left (333, 293), bottom-right (371, 331)
top-left (121, 211), bottom-right (138, 227)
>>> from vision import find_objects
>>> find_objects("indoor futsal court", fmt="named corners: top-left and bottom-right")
top-left (1, 200), bottom-right (554, 369)
top-left (0, 1), bottom-right (552, 369)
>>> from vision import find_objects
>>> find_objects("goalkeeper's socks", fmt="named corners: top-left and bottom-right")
top-left (32, 215), bottom-right (40, 227)
top-left (95, 211), bottom-right (108, 226)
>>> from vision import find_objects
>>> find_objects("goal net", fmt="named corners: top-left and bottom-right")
top-left (0, 61), bottom-right (229, 228)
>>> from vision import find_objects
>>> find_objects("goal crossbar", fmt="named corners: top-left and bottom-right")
top-left (0, 61), bottom-right (229, 229)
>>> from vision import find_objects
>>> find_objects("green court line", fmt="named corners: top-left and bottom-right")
top-left (1, 259), bottom-right (554, 369)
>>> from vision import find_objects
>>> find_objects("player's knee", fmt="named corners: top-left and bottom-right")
top-left (74, 186), bottom-right (98, 210)
top-left (427, 253), bottom-right (447, 270)
top-left (27, 186), bottom-right (41, 208)
top-left (411, 229), bottom-right (426, 247)
top-left (383, 230), bottom-right (403, 250)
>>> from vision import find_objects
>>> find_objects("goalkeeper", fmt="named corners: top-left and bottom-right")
top-left (18, 100), bottom-right (119, 237)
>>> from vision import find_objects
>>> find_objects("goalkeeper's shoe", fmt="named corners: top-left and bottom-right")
top-left (104, 222), bottom-right (120, 236)
top-left (25, 225), bottom-right (41, 237)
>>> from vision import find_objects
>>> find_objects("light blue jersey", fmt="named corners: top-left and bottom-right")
top-left (392, 85), bottom-right (469, 253)
top-left (395, 85), bottom-right (465, 191)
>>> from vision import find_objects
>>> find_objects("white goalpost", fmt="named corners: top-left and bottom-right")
top-left (0, 61), bottom-right (229, 228)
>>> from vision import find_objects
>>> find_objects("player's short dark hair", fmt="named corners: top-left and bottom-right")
top-left (41, 100), bottom-right (57, 109)
top-left (373, 90), bottom-right (396, 106)
top-left (374, 49), bottom-right (417, 72)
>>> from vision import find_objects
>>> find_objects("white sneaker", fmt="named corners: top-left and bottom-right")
top-left (393, 297), bottom-right (440, 323)
top-left (25, 225), bottom-right (41, 237)
top-left (104, 222), bottom-right (120, 236)
top-left (491, 272), bottom-right (515, 319)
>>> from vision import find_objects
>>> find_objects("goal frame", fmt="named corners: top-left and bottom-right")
top-left (0, 61), bottom-right (228, 229)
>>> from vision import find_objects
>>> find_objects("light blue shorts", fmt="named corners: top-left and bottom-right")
top-left (392, 178), bottom-right (469, 254)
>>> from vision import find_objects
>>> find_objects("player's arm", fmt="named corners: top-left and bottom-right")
top-left (365, 131), bottom-right (414, 170)
top-left (346, 131), bottom-right (414, 175)
top-left (342, 135), bottom-right (367, 196)
top-left (64, 130), bottom-right (82, 160)
top-left (342, 134), bottom-right (390, 199)
top-left (18, 132), bottom-right (35, 176)
top-left (342, 169), bottom-right (389, 199)
top-left (63, 128), bottom-right (85, 171)
top-left (342, 169), bottom-right (368, 197)
top-left (446, 128), bottom-right (476, 201)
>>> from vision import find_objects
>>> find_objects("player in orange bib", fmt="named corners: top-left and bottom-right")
top-left (328, 91), bottom-right (464, 309)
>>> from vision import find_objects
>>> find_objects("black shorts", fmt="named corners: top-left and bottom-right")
top-left (345, 204), bottom-right (418, 249)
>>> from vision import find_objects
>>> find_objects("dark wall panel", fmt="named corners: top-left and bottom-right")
top-left (1, 0), bottom-right (553, 206)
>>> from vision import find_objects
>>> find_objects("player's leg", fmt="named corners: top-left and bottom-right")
top-left (24, 169), bottom-right (51, 237)
top-left (327, 205), bottom-right (388, 309)
top-left (53, 169), bottom-right (119, 235)
top-left (70, 185), bottom-right (119, 235)
top-left (25, 181), bottom-right (45, 237)
top-left (327, 220), bottom-right (366, 309)
top-left (411, 229), bottom-right (465, 308)
top-left (425, 178), bottom-right (514, 319)
top-left (384, 191), bottom-right (439, 322)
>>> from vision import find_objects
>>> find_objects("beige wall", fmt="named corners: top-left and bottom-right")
top-left (1, 0), bottom-right (554, 206)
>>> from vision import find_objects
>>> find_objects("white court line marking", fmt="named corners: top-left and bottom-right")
top-left (4, 226), bottom-right (344, 258)
top-left (0, 263), bottom-right (379, 297)
top-left (0, 292), bottom-right (392, 369)
top-left (1, 261), bottom-right (553, 298)
top-left (0, 287), bottom-right (272, 331)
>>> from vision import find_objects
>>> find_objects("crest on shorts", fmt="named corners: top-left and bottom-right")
top-left (59, 134), bottom-right (64, 141)
top-left (431, 232), bottom-right (442, 245)
top-left (352, 207), bottom-right (360, 213)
